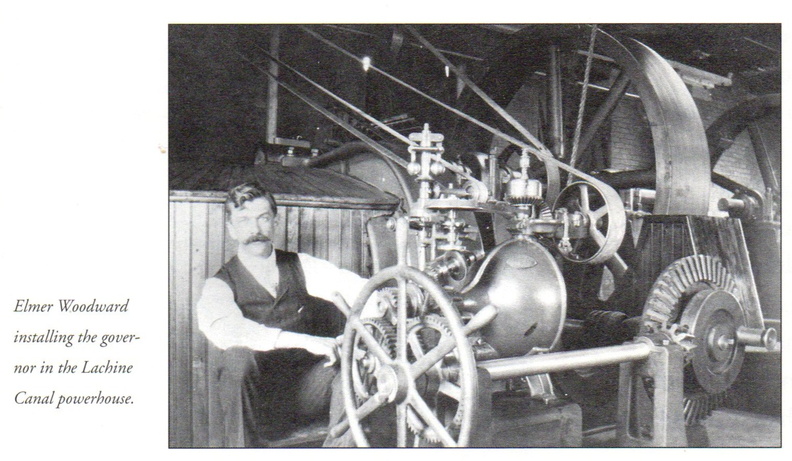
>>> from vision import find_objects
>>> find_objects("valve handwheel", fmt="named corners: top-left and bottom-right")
top-left (338, 265), bottom-right (478, 447)
top-left (553, 180), bottom-right (626, 264)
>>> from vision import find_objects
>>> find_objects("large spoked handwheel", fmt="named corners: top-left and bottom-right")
top-left (553, 180), bottom-right (626, 264)
top-left (339, 265), bottom-right (478, 447)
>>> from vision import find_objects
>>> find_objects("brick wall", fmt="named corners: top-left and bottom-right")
top-left (608, 80), bottom-right (765, 213)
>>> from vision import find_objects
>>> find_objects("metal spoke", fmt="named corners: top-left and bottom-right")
top-left (397, 402), bottom-right (408, 447)
top-left (407, 326), bottom-right (443, 379)
top-left (579, 183), bottom-right (590, 212)
top-left (437, 381), bottom-right (462, 401)
top-left (592, 204), bottom-right (609, 222)
top-left (328, 392), bottom-right (387, 439)
top-left (591, 227), bottom-right (607, 247)
top-left (408, 389), bottom-right (457, 446)
top-left (409, 336), bottom-right (457, 379)
top-left (397, 277), bottom-right (408, 362)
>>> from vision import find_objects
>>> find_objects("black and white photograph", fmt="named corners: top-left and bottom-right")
top-left (167, 23), bottom-right (782, 448)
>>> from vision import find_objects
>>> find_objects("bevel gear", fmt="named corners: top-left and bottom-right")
top-left (640, 254), bottom-right (744, 425)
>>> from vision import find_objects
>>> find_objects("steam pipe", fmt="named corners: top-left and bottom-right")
top-left (304, 141), bottom-right (415, 206)
top-left (478, 340), bottom-right (653, 381)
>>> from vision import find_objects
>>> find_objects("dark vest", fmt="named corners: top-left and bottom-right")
top-left (214, 249), bottom-right (341, 340)
top-left (214, 250), bottom-right (343, 444)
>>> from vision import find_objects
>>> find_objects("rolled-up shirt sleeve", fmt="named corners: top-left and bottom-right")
top-left (298, 253), bottom-right (383, 318)
top-left (196, 277), bottom-right (283, 351)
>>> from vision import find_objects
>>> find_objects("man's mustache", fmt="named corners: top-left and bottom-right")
top-left (243, 234), bottom-right (271, 245)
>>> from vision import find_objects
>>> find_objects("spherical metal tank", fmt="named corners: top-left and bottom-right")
top-left (461, 238), bottom-right (566, 358)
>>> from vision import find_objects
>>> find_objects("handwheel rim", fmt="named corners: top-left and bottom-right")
top-left (341, 265), bottom-right (477, 447)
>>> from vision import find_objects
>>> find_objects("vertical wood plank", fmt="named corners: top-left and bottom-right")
top-left (314, 208), bottom-right (329, 261)
top-left (327, 209), bottom-right (342, 269)
top-left (223, 213), bottom-right (237, 264)
top-left (273, 203), bottom-right (287, 251)
top-left (168, 203), bottom-right (179, 446)
top-left (190, 203), bottom-right (210, 447)
top-left (339, 210), bottom-right (353, 272)
top-left (299, 207), bottom-right (315, 255)
top-left (170, 201), bottom-right (193, 447)
top-left (205, 203), bottom-right (226, 446)
top-left (353, 210), bottom-right (365, 276)
top-left (286, 206), bottom-right (300, 253)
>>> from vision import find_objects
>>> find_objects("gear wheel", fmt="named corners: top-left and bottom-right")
top-left (405, 314), bottom-right (465, 444)
top-left (374, 285), bottom-right (427, 321)
top-left (351, 318), bottom-right (397, 403)
top-left (640, 254), bottom-right (744, 425)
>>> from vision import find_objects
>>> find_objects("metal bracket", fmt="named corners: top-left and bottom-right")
top-left (616, 338), bottom-right (687, 447)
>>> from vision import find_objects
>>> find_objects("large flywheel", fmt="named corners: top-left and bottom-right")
top-left (463, 25), bottom-right (711, 218)
top-left (337, 265), bottom-right (479, 447)
top-left (640, 255), bottom-right (746, 425)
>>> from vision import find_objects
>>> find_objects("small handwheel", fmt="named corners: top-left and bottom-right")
top-left (553, 180), bottom-right (626, 264)
top-left (339, 265), bottom-right (477, 447)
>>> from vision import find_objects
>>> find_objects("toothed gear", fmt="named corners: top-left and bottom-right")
top-left (351, 318), bottom-right (397, 403)
top-left (405, 315), bottom-right (465, 444)
top-left (640, 254), bottom-right (745, 425)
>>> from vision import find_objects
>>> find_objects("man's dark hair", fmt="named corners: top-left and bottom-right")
top-left (224, 182), bottom-right (278, 221)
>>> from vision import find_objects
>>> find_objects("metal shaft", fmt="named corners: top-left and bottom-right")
top-left (265, 26), bottom-right (280, 144)
top-left (478, 341), bottom-right (652, 381)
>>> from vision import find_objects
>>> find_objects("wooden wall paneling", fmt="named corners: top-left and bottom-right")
top-left (273, 204), bottom-right (288, 251)
top-left (327, 208), bottom-right (342, 270)
top-left (189, 203), bottom-right (210, 446)
top-left (314, 207), bottom-right (329, 262)
top-left (350, 210), bottom-right (368, 277)
top-left (222, 202), bottom-right (237, 263)
top-left (299, 207), bottom-right (315, 256)
top-left (168, 203), bottom-right (179, 446)
top-left (339, 209), bottom-right (352, 273)
top-left (285, 206), bottom-right (300, 254)
top-left (205, 203), bottom-right (227, 446)
top-left (169, 202), bottom-right (194, 447)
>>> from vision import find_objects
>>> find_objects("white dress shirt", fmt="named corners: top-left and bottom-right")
top-left (197, 250), bottom-right (380, 351)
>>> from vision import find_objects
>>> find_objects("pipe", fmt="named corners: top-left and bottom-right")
top-left (595, 169), bottom-right (656, 189)
top-left (478, 340), bottom-right (652, 381)
top-left (265, 26), bottom-right (280, 144)
top-left (304, 141), bottom-right (415, 206)
top-left (548, 45), bottom-right (565, 159)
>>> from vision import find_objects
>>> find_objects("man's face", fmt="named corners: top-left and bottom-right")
top-left (226, 197), bottom-right (277, 258)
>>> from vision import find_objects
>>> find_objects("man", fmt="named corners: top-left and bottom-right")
top-left (196, 181), bottom-right (375, 447)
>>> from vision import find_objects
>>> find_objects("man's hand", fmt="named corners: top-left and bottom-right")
top-left (275, 331), bottom-right (340, 366)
